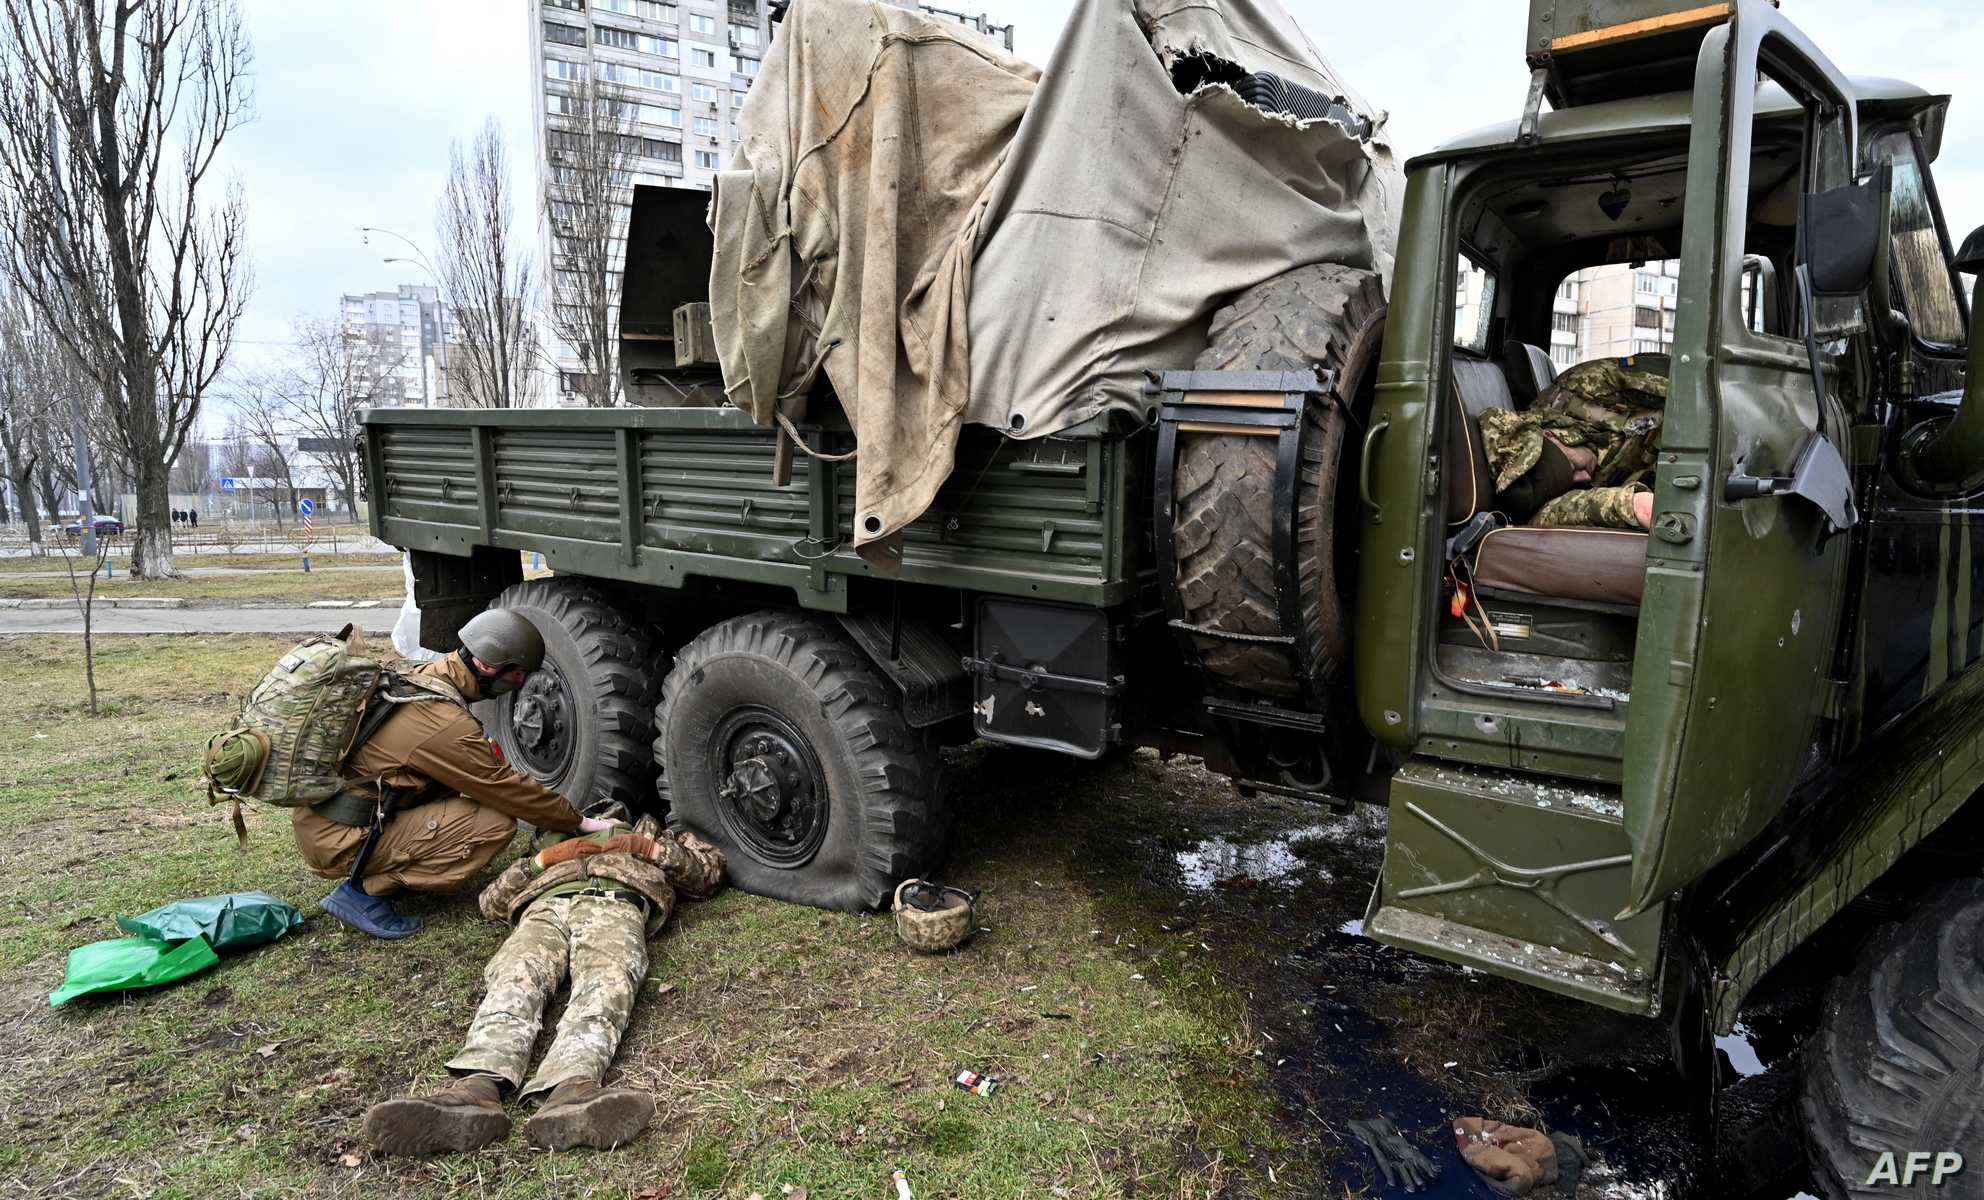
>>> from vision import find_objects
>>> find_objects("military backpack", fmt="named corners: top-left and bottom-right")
top-left (202, 624), bottom-right (458, 842)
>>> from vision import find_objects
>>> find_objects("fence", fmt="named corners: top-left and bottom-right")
top-left (0, 519), bottom-right (387, 557)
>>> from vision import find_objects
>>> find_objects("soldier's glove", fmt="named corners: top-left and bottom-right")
top-left (1347, 1116), bottom-right (1441, 1192)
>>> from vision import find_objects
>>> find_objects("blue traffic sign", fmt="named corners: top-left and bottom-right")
top-left (299, 498), bottom-right (316, 516)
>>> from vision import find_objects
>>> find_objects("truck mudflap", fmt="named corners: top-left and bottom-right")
top-left (1365, 760), bottom-right (1667, 1015)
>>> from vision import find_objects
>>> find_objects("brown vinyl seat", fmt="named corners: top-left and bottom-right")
top-left (1446, 349), bottom-right (1649, 608)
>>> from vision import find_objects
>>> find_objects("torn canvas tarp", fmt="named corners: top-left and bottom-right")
top-left (710, 0), bottom-right (1401, 564)
top-left (708, 0), bottom-right (1038, 567)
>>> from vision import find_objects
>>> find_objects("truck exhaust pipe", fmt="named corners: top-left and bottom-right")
top-left (1905, 228), bottom-right (1984, 489)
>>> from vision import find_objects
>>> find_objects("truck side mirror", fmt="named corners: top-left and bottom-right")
top-left (1801, 164), bottom-right (1890, 297)
top-left (1955, 225), bottom-right (1984, 277)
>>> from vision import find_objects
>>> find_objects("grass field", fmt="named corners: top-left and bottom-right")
top-left (0, 636), bottom-right (1291, 1199)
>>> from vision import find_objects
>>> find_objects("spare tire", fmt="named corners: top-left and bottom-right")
top-left (1173, 263), bottom-right (1385, 699)
top-left (1800, 879), bottom-right (1984, 1200)
top-left (477, 578), bottom-right (661, 814)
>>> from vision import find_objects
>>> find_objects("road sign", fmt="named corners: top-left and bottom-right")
top-left (298, 498), bottom-right (316, 517)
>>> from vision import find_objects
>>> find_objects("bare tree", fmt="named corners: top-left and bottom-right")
top-left (438, 118), bottom-right (541, 410)
top-left (227, 374), bottom-right (296, 526)
top-left (544, 79), bottom-right (632, 408)
top-left (280, 319), bottom-right (405, 514)
top-left (56, 529), bottom-right (110, 715)
top-left (0, 290), bottom-right (58, 548)
top-left (169, 438), bottom-right (214, 495)
top-left (0, 0), bottom-right (253, 579)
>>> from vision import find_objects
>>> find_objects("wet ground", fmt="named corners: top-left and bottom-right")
top-left (1027, 749), bottom-right (1835, 1199)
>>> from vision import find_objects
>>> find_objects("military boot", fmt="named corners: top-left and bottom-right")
top-left (522, 1079), bottom-right (655, 1151)
top-left (363, 1072), bottom-right (511, 1155)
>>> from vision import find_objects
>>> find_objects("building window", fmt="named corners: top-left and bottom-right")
top-left (645, 105), bottom-right (682, 127)
top-left (690, 47), bottom-right (716, 67)
top-left (596, 0), bottom-right (635, 12)
top-left (595, 25), bottom-right (638, 49)
top-left (694, 149), bottom-right (719, 169)
top-left (547, 129), bottom-right (589, 154)
top-left (546, 0), bottom-right (583, 9)
top-left (543, 21), bottom-right (585, 46)
top-left (645, 138), bottom-right (681, 162)
top-left (734, 25), bottom-right (758, 46)
top-left (732, 54), bottom-right (758, 76)
top-left (688, 13), bottom-right (715, 33)
top-left (597, 62), bottom-right (680, 92)
top-left (639, 34), bottom-right (678, 55)
top-left (690, 82), bottom-right (716, 102)
top-left (1634, 305), bottom-right (1660, 329)
top-left (730, 90), bottom-right (743, 108)
top-left (644, 2), bottom-right (679, 20)
top-left (1552, 312), bottom-right (1576, 334)
top-left (728, 125), bottom-right (739, 143)
top-left (693, 116), bottom-right (718, 137)
top-left (544, 58), bottom-right (587, 82)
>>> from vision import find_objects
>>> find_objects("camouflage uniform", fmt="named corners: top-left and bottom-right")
top-left (442, 824), bottom-right (726, 1098)
top-left (1479, 357), bottom-right (1668, 530)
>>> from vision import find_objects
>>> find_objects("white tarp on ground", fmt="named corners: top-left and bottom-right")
top-left (709, 0), bottom-right (1400, 565)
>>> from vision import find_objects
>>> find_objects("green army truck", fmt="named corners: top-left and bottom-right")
top-left (361, 0), bottom-right (1984, 1186)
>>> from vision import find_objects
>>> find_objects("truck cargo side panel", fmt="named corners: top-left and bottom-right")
top-left (362, 408), bottom-right (1128, 609)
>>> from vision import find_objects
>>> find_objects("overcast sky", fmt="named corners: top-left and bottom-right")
top-left (212, 0), bottom-right (1983, 430)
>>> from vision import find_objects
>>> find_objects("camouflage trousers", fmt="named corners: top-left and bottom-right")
top-left (444, 893), bottom-right (648, 1097)
top-left (1532, 483), bottom-right (1648, 530)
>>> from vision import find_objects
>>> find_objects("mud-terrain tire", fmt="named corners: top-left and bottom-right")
top-left (1801, 879), bottom-right (1984, 1199)
top-left (1175, 263), bottom-right (1385, 699)
top-left (478, 578), bottom-right (661, 814)
top-left (653, 612), bottom-right (942, 911)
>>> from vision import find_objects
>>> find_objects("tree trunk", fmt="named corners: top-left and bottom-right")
top-left (9, 467), bottom-right (39, 547)
top-left (128, 460), bottom-right (177, 578)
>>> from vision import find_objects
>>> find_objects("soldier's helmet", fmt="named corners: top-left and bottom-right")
top-left (892, 879), bottom-right (976, 953)
top-left (459, 609), bottom-right (546, 673)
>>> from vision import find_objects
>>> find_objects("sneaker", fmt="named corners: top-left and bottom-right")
top-left (319, 881), bottom-right (422, 939)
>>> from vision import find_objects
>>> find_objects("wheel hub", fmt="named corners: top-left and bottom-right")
top-left (710, 711), bottom-right (828, 867)
top-left (507, 666), bottom-right (573, 779)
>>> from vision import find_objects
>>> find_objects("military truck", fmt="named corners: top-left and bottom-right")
top-left (361, 0), bottom-right (1984, 1187)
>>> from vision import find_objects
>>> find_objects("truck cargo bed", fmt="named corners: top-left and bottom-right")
top-left (359, 406), bottom-right (1137, 612)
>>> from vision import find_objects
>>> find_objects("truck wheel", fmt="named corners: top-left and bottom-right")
top-left (1175, 262), bottom-right (1384, 699)
top-left (479, 579), bottom-right (660, 814)
top-left (1800, 879), bottom-right (1984, 1199)
top-left (653, 612), bottom-right (941, 911)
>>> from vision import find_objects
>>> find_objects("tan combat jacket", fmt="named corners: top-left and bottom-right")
top-left (290, 654), bottom-right (585, 863)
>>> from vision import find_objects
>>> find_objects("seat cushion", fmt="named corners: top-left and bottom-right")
top-left (1471, 525), bottom-right (1649, 607)
top-left (1445, 356), bottom-right (1517, 525)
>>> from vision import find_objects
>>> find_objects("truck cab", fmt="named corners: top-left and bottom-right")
top-left (1357, 0), bottom-right (1983, 1046)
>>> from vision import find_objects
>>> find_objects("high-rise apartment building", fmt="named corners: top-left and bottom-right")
top-left (339, 284), bottom-right (458, 407)
top-left (1574, 259), bottom-right (1680, 360)
top-left (530, 0), bottom-right (771, 401)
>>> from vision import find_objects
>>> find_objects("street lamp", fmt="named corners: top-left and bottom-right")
top-left (358, 227), bottom-right (453, 406)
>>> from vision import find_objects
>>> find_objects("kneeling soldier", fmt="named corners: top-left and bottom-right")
top-left (363, 816), bottom-right (725, 1153)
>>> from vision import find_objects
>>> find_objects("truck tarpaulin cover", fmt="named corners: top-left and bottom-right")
top-left (708, 0), bottom-right (1400, 565)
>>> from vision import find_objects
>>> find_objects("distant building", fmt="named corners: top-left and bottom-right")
top-left (1573, 259), bottom-right (1679, 360)
top-left (339, 284), bottom-right (458, 407)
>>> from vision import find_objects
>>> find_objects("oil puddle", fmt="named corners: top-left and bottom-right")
top-left (1171, 823), bottom-right (1336, 890)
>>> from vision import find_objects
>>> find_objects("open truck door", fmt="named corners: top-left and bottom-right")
top-left (1619, 0), bottom-right (1865, 915)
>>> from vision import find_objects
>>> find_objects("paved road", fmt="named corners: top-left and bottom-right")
top-left (0, 605), bottom-right (392, 635)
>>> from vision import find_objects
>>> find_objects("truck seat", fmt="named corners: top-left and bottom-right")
top-left (1503, 340), bottom-right (1557, 407)
top-left (1444, 352), bottom-right (1649, 608)
top-left (1470, 525), bottom-right (1648, 607)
